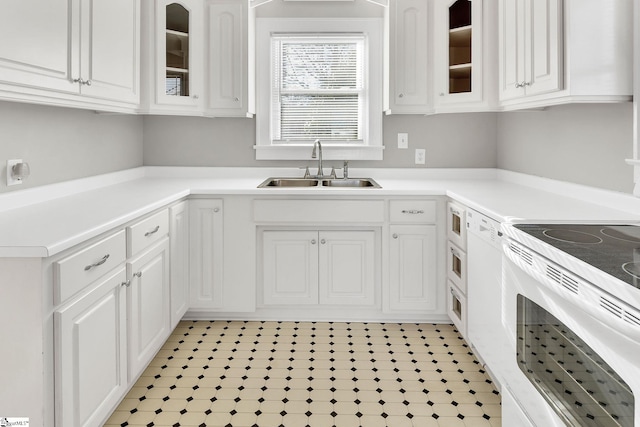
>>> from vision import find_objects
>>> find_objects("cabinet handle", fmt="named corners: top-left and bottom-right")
top-left (234, 97), bottom-right (239, 102)
top-left (392, 233), bottom-right (398, 239)
top-left (401, 209), bottom-right (424, 215)
top-left (121, 280), bottom-right (131, 287)
top-left (311, 239), bottom-right (316, 245)
top-left (145, 225), bottom-right (160, 237)
top-left (214, 207), bottom-right (220, 213)
top-left (450, 247), bottom-right (461, 258)
top-left (84, 254), bottom-right (110, 271)
top-left (398, 93), bottom-right (404, 98)
top-left (72, 78), bottom-right (83, 84)
top-left (133, 271), bottom-right (143, 278)
top-left (320, 239), bottom-right (326, 245)
top-left (450, 208), bottom-right (461, 216)
top-left (84, 79), bottom-right (92, 86)
top-left (193, 94), bottom-right (200, 99)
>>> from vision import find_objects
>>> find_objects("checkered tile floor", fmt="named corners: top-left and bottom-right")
top-left (104, 321), bottom-right (501, 427)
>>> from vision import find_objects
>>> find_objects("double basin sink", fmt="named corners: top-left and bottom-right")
top-left (258, 177), bottom-right (381, 188)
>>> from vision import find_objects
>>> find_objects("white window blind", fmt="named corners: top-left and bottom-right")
top-left (271, 34), bottom-right (365, 143)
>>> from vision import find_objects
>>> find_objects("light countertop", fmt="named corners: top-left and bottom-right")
top-left (1, 167), bottom-right (639, 257)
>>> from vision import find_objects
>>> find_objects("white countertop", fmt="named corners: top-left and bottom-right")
top-left (1, 167), bottom-right (639, 257)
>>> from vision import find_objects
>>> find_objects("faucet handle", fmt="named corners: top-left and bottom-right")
top-left (303, 167), bottom-right (311, 179)
top-left (329, 167), bottom-right (337, 179)
top-left (343, 160), bottom-right (349, 179)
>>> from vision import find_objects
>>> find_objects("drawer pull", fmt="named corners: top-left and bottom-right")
top-left (450, 247), bottom-right (461, 258)
top-left (450, 208), bottom-right (461, 216)
top-left (144, 225), bottom-right (160, 237)
top-left (84, 254), bottom-right (110, 271)
top-left (401, 209), bottom-right (424, 215)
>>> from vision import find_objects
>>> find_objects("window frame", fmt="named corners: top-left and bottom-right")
top-left (255, 18), bottom-right (384, 161)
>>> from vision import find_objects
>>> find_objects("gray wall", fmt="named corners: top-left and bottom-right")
top-left (0, 102), bottom-right (144, 193)
top-left (142, 113), bottom-right (499, 169)
top-left (496, 103), bottom-right (634, 194)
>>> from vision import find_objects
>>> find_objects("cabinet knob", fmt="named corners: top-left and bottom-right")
top-left (214, 207), bottom-right (220, 213)
top-left (398, 93), bottom-right (404, 98)
top-left (320, 239), bottom-right (326, 245)
top-left (392, 233), bottom-right (398, 239)
top-left (121, 280), bottom-right (131, 288)
top-left (193, 94), bottom-right (200, 99)
top-left (84, 79), bottom-right (92, 86)
top-left (133, 271), bottom-right (143, 278)
top-left (234, 97), bottom-right (239, 102)
top-left (311, 239), bottom-right (317, 245)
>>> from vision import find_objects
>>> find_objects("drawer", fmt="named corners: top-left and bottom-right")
top-left (389, 200), bottom-right (436, 223)
top-left (447, 241), bottom-right (467, 293)
top-left (127, 209), bottom-right (169, 256)
top-left (447, 201), bottom-right (467, 249)
top-left (253, 199), bottom-right (384, 223)
top-left (447, 280), bottom-right (467, 338)
top-left (54, 230), bottom-right (126, 304)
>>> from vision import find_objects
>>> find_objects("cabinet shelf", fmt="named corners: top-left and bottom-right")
top-left (166, 66), bottom-right (189, 73)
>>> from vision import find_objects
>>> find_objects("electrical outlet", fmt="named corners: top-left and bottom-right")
top-left (415, 149), bottom-right (426, 165)
top-left (6, 159), bottom-right (23, 186)
top-left (397, 133), bottom-right (408, 149)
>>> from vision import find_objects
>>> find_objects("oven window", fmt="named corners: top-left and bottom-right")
top-left (517, 295), bottom-right (634, 427)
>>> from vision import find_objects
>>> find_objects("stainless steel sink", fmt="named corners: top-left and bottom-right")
top-left (321, 178), bottom-right (380, 188)
top-left (258, 177), bottom-right (380, 188)
top-left (258, 178), bottom-right (320, 187)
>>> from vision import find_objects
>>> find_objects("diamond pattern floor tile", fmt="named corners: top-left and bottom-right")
top-left (103, 321), bottom-right (501, 427)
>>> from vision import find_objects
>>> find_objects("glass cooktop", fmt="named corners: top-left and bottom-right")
top-left (514, 224), bottom-right (640, 289)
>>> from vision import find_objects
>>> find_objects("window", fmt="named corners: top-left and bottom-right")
top-left (256, 18), bottom-right (383, 160)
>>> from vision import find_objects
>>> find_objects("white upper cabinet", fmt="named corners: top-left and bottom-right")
top-left (0, 0), bottom-right (140, 111)
top-left (499, 0), bottom-right (632, 109)
top-left (434, 0), bottom-right (496, 112)
top-left (145, 0), bottom-right (204, 113)
top-left (386, 0), bottom-right (430, 114)
top-left (206, 0), bottom-right (254, 117)
top-left (142, 0), bottom-right (253, 117)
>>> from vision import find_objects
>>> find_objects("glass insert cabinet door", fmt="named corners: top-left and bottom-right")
top-left (165, 3), bottom-right (190, 97)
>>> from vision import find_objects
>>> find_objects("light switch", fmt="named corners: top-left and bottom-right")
top-left (397, 133), bottom-right (408, 149)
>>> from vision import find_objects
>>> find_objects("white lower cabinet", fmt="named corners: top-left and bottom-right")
top-left (388, 225), bottom-right (438, 311)
top-left (189, 199), bottom-right (224, 308)
top-left (169, 201), bottom-right (189, 328)
top-left (127, 237), bottom-right (171, 380)
top-left (262, 230), bottom-right (376, 307)
top-left (54, 267), bottom-right (128, 427)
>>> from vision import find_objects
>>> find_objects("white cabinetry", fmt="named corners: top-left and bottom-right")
top-left (142, 0), bottom-right (253, 117)
top-left (169, 201), bottom-right (190, 328)
top-left (498, 0), bottom-right (632, 109)
top-left (386, 0), bottom-right (430, 114)
top-left (127, 238), bottom-right (171, 380)
top-left (262, 230), bottom-right (375, 306)
top-left (55, 267), bottom-right (128, 427)
top-left (498, 0), bottom-right (563, 101)
top-left (387, 200), bottom-right (439, 312)
top-left (189, 199), bottom-right (224, 308)
top-left (433, 0), bottom-right (496, 112)
top-left (206, 0), bottom-right (253, 117)
top-left (0, 0), bottom-right (140, 111)
top-left (445, 200), bottom-right (467, 337)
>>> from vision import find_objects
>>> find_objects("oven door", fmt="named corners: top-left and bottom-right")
top-left (502, 254), bottom-right (640, 427)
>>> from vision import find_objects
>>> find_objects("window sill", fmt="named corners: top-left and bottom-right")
top-left (254, 144), bottom-right (384, 161)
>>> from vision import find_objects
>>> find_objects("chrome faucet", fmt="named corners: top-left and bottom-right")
top-left (311, 139), bottom-right (324, 178)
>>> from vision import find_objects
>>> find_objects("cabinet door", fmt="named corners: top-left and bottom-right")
top-left (78, 0), bottom-right (140, 103)
top-left (190, 199), bottom-right (224, 308)
top-left (207, 0), bottom-right (247, 115)
top-left (434, 0), bottom-right (484, 106)
top-left (0, 0), bottom-right (75, 93)
top-left (318, 231), bottom-right (376, 306)
top-left (387, 0), bottom-right (429, 113)
top-left (524, 0), bottom-right (562, 96)
top-left (499, 0), bottom-right (562, 101)
top-left (55, 268), bottom-right (127, 427)
top-left (498, 0), bottom-right (527, 100)
top-left (388, 225), bottom-right (438, 311)
top-left (170, 201), bottom-right (189, 328)
top-left (127, 238), bottom-right (171, 380)
top-left (155, 0), bottom-right (203, 109)
top-left (262, 230), bottom-right (319, 305)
